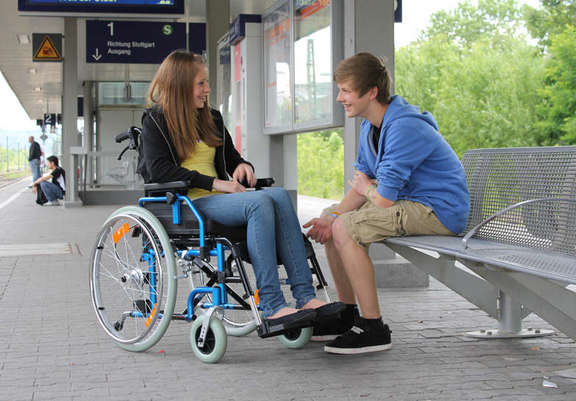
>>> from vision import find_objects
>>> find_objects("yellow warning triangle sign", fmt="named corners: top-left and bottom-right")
top-left (34, 36), bottom-right (62, 61)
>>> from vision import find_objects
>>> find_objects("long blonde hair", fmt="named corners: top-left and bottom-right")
top-left (147, 51), bottom-right (221, 160)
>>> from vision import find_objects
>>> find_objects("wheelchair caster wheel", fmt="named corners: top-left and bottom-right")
top-left (279, 326), bottom-right (312, 349)
top-left (190, 315), bottom-right (227, 363)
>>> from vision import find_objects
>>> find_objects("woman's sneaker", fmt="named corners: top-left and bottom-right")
top-left (311, 304), bottom-right (359, 341)
top-left (324, 317), bottom-right (392, 355)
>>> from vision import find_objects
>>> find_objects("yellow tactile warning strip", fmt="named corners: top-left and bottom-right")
top-left (0, 243), bottom-right (75, 257)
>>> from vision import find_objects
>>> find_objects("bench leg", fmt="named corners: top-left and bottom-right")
top-left (466, 290), bottom-right (554, 339)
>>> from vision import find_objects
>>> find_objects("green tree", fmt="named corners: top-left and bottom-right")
top-left (524, 0), bottom-right (576, 48)
top-left (397, 0), bottom-right (545, 156)
top-left (424, 0), bottom-right (523, 48)
top-left (535, 25), bottom-right (576, 144)
top-left (297, 130), bottom-right (344, 199)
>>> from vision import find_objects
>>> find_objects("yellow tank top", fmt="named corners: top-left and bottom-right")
top-left (180, 141), bottom-right (223, 199)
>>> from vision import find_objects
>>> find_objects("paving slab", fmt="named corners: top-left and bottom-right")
top-left (0, 183), bottom-right (575, 401)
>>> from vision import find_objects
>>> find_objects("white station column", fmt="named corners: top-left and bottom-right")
top-left (62, 17), bottom-right (82, 208)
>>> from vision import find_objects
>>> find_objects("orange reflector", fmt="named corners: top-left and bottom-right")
top-left (113, 222), bottom-right (130, 244)
top-left (254, 289), bottom-right (260, 306)
top-left (145, 303), bottom-right (158, 327)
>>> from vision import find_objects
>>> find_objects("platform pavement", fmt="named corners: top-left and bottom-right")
top-left (0, 180), bottom-right (575, 401)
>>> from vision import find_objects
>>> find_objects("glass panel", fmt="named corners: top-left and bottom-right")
top-left (294, 0), bottom-right (332, 127)
top-left (263, 1), bottom-right (292, 132)
top-left (97, 82), bottom-right (148, 106)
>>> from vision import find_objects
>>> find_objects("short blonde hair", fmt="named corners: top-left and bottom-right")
top-left (334, 52), bottom-right (392, 105)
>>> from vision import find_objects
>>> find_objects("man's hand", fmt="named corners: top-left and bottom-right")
top-left (32, 184), bottom-right (37, 194)
top-left (232, 163), bottom-right (256, 188)
top-left (303, 214), bottom-right (336, 244)
top-left (348, 170), bottom-right (373, 197)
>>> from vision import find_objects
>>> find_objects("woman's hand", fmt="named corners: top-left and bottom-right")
top-left (303, 214), bottom-right (336, 244)
top-left (348, 170), bottom-right (373, 197)
top-left (232, 163), bottom-right (256, 188)
top-left (212, 179), bottom-right (246, 193)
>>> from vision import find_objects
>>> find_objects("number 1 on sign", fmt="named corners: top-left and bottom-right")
top-left (107, 22), bottom-right (114, 36)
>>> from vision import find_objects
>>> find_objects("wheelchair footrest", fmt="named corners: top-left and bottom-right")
top-left (256, 311), bottom-right (316, 339)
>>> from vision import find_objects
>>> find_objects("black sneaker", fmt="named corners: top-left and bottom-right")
top-left (324, 317), bottom-right (392, 355)
top-left (311, 304), bottom-right (359, 342)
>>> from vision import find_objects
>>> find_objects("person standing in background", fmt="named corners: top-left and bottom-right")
top-left (28, 136), bottom-right (42, 186)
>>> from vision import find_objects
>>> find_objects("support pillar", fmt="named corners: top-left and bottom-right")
top-left (83, 81), bottom-right (94, 187)
top-left (206, 0), bottom-right (229, 99)
top-left (62, 18), bottom-right (82, 208)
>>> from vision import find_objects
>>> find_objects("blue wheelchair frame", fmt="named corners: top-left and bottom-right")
top-left (137, 193), bottom-right (260, 325)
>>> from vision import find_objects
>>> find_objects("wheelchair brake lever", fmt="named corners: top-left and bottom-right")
top-left (165, 192), bottom-right (178, 205)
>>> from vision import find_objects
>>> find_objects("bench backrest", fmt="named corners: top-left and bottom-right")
top-left (461, 147), bottom-right (576, 256)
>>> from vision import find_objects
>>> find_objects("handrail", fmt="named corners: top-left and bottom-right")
top-left (462, 197), bottom-right (576, 249)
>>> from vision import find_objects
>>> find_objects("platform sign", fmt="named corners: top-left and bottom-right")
top-left (32, 33), bottom-right (62, 62)
top-left (86, 20), bottom-right (186, 64)
top-left (43, 113), bottom-right (56, 126)
top-left (395, 0), bottom-right (402, 23)
top-left (18, 0), bottom-right (184, 14)
top-left (188, 23), bottom-right (207, 55)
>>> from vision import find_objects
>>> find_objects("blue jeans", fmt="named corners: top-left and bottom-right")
top-left (40, 181), bottom-right (63, 202)
top-left (191, 187), bottom-right (316, 317)
top-left (29, 159), bottom-right (41, 182)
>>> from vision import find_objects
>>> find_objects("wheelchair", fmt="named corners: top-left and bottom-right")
top-left (89, 127), bottom-right (331, 363)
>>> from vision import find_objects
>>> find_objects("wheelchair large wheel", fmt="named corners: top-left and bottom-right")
top-left (190, 314), bottom-right (227, 363)
top-left (90, 206), bottom-right (177, 352)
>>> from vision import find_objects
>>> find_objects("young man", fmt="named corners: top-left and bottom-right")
top-left (32, 155), bottom-right (66, 206)
top-left (304, 53), bottom-right (470, 355)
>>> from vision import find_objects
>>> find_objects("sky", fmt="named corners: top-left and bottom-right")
top-left (0, 0), bottom-right (542, 140)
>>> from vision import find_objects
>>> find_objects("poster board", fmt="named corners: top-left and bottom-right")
top-left (263, 0), bottom-right (343, 135)
top-left (263, 1), bottom-right (293, 133)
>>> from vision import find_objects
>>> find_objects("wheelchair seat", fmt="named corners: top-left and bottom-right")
top-left (143, 201), bottom-right (247, 241)
top-left (141, 180), bottom-right (316, 260)
top-left (142, 181), bottom-right (246, 240)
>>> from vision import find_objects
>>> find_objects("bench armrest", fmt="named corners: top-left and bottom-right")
top-left (462, 197), bottom-right (576, 249)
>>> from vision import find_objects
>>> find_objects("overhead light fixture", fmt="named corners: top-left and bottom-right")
top-left (17, 34), bottom-right (30, 45)
top-left (29, 68), bottom-right (37, 74)
top-left (34, 87), bottom-right (42, 92)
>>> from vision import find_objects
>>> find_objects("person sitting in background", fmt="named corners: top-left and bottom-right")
top-left (32, 155), bottom-right (66, 206)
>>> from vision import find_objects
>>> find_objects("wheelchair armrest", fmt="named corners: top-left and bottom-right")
top-left (144, 181), bottom-right (189, 195)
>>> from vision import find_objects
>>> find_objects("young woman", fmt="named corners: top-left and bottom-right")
top-left (141, 50), bottom-right (340, 328)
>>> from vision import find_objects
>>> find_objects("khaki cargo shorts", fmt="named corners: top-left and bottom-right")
top-left (327, 200), bottom-right (453, 249)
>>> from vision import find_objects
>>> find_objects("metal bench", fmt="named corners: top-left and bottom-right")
top-left (384, 146), bottom-right (576, 339)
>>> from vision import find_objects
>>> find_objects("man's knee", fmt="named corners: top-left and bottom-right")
top-left (332, 218), bottom-right (352, 248)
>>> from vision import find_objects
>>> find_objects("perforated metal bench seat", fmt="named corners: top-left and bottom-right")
top-left (382, 146), bottom-right (576, 340)
top-left (386, 235), bottom-right (576, 285)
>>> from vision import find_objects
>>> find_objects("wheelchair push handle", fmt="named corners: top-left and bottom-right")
top-left (116, 126), bottom-right (142, 161)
